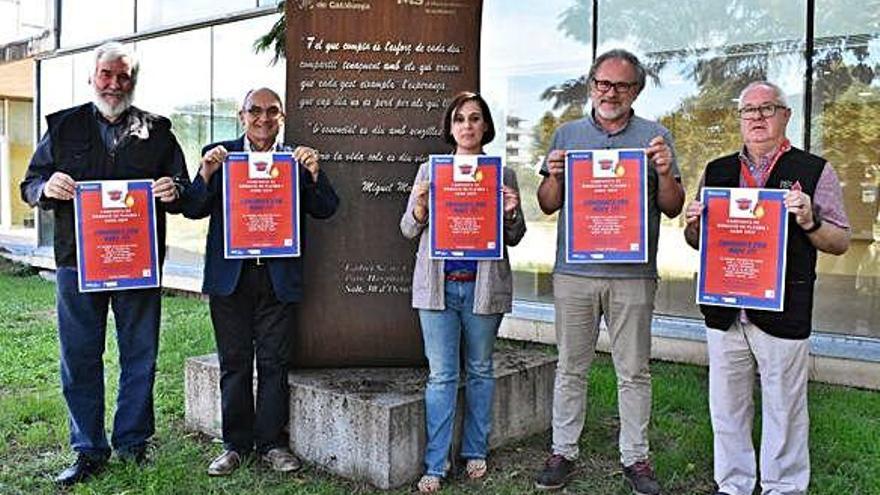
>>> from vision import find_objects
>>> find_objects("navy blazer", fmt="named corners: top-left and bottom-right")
top-left (183, 137), bottom-right (339, 302)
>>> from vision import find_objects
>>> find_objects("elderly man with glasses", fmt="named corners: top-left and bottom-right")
top-left (684, 81), bottom-right (850, 495)
top-left (184, 87), bottom-right (339, 477)
top-left (534, 49), bottom-right (685, 494)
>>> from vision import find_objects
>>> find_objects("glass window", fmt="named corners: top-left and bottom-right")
top-left (137, 0), bottom-right (254, 31)
top-left (8, 100), bottom-right (35, 228)
top-left (211, 14), bottom-right (286, 143)
top-left (0, 4), bottom-right (18, 45)
top-left (39, 51), bottom-right (104, 132)
top-left (36, 55), bottom-right (73, 247)
top-left (135, 29), bottom-right (211, 261)
top-left (61, 0), bottom-right (134, 47)
top-left (589, 0), bottom-right (807, 319)
top-left (38, 56), bottom-right (74, 134)
top-left (0, 0), bottom-right (50, 44)
top-left (810, 0), bottom-right (880, 336)
top-left (481, 0), bottom-right (592, 303)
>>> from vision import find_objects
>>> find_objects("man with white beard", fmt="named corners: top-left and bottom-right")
top-left (20, 41), bottom-right (191, 487)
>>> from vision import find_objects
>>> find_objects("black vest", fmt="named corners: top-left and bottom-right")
top-left (700, 147), bottom-right (825, 340)
top-left (46, 103), bottom-right (179, 267)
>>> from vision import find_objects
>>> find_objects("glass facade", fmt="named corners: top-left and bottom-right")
top-left (810, 0), bottom-right (880, 335)
top-left (211, 15), bottom-right (285, 142)
top-left (5, 100), bottom-right (34, 227)
top-left (481, 0), bottom-right (592, 303)
top-left (60, 0), bottom-right (135, 47)
top-left (26, 0), bottom-right (880, 339)
top-left (36, 12), bottom-right (285, 266)
top-left (598, 0), bottom-right (808, 321)
top-left (137, 0), bottom-right (256, 31)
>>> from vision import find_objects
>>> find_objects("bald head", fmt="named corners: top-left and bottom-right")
top-left (239, 87), bottom-right (285, 151)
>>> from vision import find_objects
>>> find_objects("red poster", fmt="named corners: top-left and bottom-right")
top-left (74, 180), bottom-right (159, 292)
top-left (565, 149), bottom-right (647, 263)
top-left (698, 187), bottom-right (788, 311)
top-left (223, 152), bottom-right (300, 258)
top-left (429, 155), bottom-right (503, 259)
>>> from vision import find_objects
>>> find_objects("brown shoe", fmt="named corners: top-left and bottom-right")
top-left (207, 450), bottom-right (241, 476)
top-left (261, 447), bottom-right (302, 473)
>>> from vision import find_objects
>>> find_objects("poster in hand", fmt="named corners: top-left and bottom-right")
top-left (697, 187), bottom-right (788, 311)
top-left (565, 149), bottom-right (648, 263)
top-left (223, 151), bottom-right (300, 259)
top-left (74, 179), bottom-right (159, 292)
top-left (429, 154), bottom-right (503, 260)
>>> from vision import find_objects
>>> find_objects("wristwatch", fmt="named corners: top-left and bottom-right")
top-left (803, 215), bottom-right (822, 234)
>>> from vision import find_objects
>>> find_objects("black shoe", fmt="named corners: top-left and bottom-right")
top-left (623, 460), bottom-right (662, 495)
top-left (117, 445), bottom-right (148, 465)
top-left (55, 454), bottom-right (107, 487)
top-left (534, 454), bottom-right (574, 490)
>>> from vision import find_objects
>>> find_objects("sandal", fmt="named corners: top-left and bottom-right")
top-left (465, 459), bottom-right (487, 480)
top-left (417, 474), bottom-right (441, 493)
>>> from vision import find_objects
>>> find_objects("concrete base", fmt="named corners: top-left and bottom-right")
top-left (184, 348), bottom-right (556, 489)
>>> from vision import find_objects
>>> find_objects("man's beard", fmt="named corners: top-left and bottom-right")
top-left (594, 100), bottom-right (630, 122)
top-left (93, 89), bottom-right (134, 120)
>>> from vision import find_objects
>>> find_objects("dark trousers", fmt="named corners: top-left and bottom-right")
top-left (209, 262), bottom-right (295, 454)
top-left (55, 267), bottom-right (160, 459)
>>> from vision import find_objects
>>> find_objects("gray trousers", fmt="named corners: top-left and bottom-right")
top-left (550, 273), bottom-right (657, 465)
top-left (708, 320), bottom-right (810, 495)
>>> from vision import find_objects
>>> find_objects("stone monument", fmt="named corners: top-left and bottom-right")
top-left (285, 0), bottom-right (483, 366)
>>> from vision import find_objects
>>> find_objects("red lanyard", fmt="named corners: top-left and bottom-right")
top-left (739, 139), bottom-right (790, 188)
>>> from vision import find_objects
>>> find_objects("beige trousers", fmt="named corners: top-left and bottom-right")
top-left (707, 320), bottom-right (810, 495)
top-left (550, 273), bottom-right (657, 465)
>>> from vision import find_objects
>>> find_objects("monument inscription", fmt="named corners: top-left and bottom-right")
top-left (286, 0), bottom-right (482, 366)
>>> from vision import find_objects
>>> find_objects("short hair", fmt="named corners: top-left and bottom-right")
top-left (442, 91), bottom-right (496, 147)
top-left (93, 42), bottom-right (139, 87)
top-left (241, 87), bottom-right (284, 112)
top-left (738, 81), bottom-right (788, 108)
top-left (588, 49), bottom-right (647, 94)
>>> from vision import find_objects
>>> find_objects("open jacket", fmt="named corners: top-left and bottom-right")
top-left (400, 161), bottom-right (526, 314)
top-left (183, 136), bottom-right (339, 303)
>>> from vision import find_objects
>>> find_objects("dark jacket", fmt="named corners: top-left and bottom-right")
top-left (699, 147), bottom-right (825, 339)
top-left (20, 102), bottom-right (190, 267)
top-left (184, 137), bottom-right (339, 303)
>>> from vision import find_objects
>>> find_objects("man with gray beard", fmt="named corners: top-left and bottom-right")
top-left (534, 49), bottom-right (684, 495)
top-left (20, 41), bottom-right (191, 486)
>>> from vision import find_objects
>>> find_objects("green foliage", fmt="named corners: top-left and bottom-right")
top-left (253, 1), bottom-right (286, 66)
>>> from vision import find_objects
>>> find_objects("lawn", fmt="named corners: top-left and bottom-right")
top-left (0, 258), bottom-right (877, 494)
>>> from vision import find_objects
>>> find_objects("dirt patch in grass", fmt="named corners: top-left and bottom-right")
top-left (0, 256), bottom-right (38, 277)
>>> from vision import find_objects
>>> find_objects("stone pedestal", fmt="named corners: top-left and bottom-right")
top-left (184, 348), bottom-right (556, 489)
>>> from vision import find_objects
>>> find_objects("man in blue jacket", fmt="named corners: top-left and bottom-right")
top-left (20, 41), bottom-right (190, 486)
top-left (184, 87), bottom-right (338, 476)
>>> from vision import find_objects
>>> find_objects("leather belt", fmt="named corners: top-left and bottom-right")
top-left (445, 272), bottom-right (476, 282)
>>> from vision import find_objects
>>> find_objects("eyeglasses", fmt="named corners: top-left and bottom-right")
top-left (737, 104), bottom-right (788, 120)
top-left (245, 106), bottom-right (282, 119)
top-left (590, 78), bottom-right (639, 94)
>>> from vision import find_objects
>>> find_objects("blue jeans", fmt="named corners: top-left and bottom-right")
top-left (419, 281), bottom-right (502, 477)
top-left (55, 267), bottom-right (160, 459)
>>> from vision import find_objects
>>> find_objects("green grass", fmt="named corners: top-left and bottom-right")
top-left (0, 257), bottom-right (878, 494)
